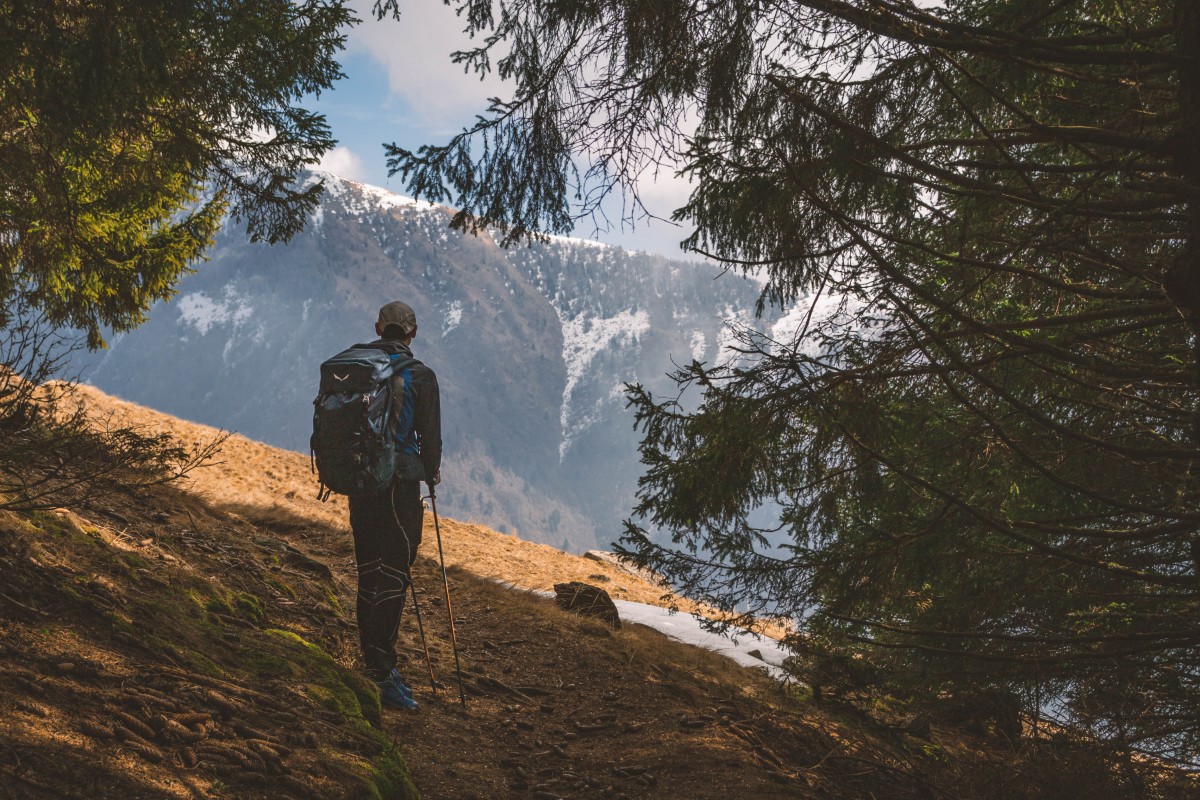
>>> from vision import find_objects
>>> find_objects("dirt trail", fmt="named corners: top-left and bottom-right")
top-left (0, 386), bottom-right (835, 799)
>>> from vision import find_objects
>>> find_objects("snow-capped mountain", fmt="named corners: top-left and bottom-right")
top-left (75, 173), bottom-right (771, 550)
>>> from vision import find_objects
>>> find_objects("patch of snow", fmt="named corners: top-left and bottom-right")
top-left (714, 305), bottom-right (755, 368)
top-left (306, 170), bottom-right (440, 217)
top-left (558, 309), bottom-right (651, 459)
top-left (545, 232), bottom-right (611, 251)
top-left (443, 300), bottom-right (463, 336)
top-left (769, 291), bottom-right (867, 358)
top-left (769, 303), bottom-right (811, 346)
top-left (613, 600), bottom-right (791, 680)
top-left (689, 330), bottom-right (707, 361)
top-left (515, 586), bottom-right (790, 680)
top-left (176, 285), bottom-right (253, 335)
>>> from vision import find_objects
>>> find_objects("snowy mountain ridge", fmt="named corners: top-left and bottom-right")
top-left (74, 171), bottom-right (774, 550)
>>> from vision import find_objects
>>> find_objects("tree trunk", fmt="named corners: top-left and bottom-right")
top-left (1168, 2), bottom-right (1200, 429)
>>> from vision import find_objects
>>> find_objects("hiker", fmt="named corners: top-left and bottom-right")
top-left (349, 301), bottom-right (441, 710)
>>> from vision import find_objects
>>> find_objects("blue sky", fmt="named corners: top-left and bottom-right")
top-left (305, 4), bottom-right (695, 258)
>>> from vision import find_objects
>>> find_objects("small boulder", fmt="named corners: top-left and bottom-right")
top-left (553, 582), bottom-right (621, 629)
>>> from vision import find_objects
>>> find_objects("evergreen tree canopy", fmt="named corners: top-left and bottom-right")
top-left (387, 0), bottom-right (1200, 759)
top-left (1, 0), bottom-right (353, 347)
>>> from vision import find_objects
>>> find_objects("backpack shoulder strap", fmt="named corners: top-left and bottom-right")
top-left (351, 339), bottom-right (405, 354)
top-left (351, 342), bottom-right (419, 374)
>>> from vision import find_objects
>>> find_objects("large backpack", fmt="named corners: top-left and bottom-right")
top-left (311, 343), bottom-right (416, 499)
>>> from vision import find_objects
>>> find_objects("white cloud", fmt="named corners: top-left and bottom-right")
top-left (585, 166), bottom-right (697, 256)
top-left (582, 109), bottom-right (701, 256)
top-left (316, 146), bottom-right (368, 181)
top-left (349, 3), bottom-right (506, 130)
top-left (343, 4), bottom-right (698, 257)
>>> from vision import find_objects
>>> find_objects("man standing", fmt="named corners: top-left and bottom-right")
top-left (350, 301), bottom-right (441, 710)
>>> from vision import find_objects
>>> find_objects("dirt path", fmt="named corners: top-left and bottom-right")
top-left (0, 468), bottom-right (855, 800)
top-left (3, 385), bottom-right (1186, 800)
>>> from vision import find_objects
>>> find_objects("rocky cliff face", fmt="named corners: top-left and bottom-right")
top-left (76, 173), bottom-right (770, 550)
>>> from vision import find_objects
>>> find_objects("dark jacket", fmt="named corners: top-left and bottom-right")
top-left (371, 339), bottom-right (441, 482)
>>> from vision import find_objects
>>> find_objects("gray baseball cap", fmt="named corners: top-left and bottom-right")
top-left (377, 301), bottom-right (417, 335)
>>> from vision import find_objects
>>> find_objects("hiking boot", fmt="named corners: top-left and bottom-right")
top-left (375, 671), bottom-right (418, 711)
top-left (385, 668), bottom-right (414, 700)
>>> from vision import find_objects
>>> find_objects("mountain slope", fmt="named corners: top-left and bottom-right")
top-left (72, 173), bottom-right (772, 552)
top-left (2, 386), bottom-right (1191, 800)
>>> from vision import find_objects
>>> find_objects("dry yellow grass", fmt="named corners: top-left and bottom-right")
top-left (63, 383), bottom-right (756, 622)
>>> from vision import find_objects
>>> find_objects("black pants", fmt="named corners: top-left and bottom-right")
top-left (349, 479), bottom-right (423, 680)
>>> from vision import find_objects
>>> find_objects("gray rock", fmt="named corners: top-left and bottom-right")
top-left (553, 582), bottom-right (621, 629)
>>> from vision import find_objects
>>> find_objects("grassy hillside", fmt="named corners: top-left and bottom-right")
top-left (0, 386), bottom-right (1194, 799)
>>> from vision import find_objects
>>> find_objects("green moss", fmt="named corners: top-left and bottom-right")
top-left (9, 500), bottom-right (414, 798)
top-left (204, 595), bottom-right (234, 616)
top-left (189, 650), bottom-right (223, 677)
top-left (4, 515), bottom-right (38, 536)
top-left (232, 592), bottom-right (264, 622)
top-left (119, 552), bottom-right (149, 570)
top-left (323, 585), bottom-right (343, 614)
top-left (270, 629), bottom-right (372, 725)
top-left (107, 611), bottom-right (136, 634)
top-left (198, 589), bottom-right (264, 625)
top-left (264, 627), bottom-right (318, 651)
top-left (349, 675), bottom-right (381, 727)
top-left (27, 511), bottom-right (55, 529)
top-left (149, 636), bottom-right (223, 677)
top-left (308, 683), bottom-right (348, 714)
top-left (255, 629), bottom-right (415, 798)
top-left (265, 575), bottom-right (299, 600)
top-left (322, 748), bottom-right (417, 800)
top-left (135, 595), bottom-right (188, 622)
top-left (366, 744), bottom-right (419, 800)
top-left (242, 650), bottom-right (294, 680)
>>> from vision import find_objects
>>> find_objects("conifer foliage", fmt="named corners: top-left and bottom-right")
top-left (388, 0), bottom-right (1200, 759)
top-left (0, 0), bottom-right (353, 347)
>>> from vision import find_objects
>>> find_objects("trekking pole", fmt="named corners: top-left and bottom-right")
top-left (427, 486), bottom-right (467, 705)
top-left (407, 579), bottom-right (438, 696)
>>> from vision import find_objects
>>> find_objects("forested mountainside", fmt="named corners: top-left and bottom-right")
top-left (74, 173), bottom-right (775, 551)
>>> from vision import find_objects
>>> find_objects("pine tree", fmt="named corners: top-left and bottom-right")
top-left (0, 0), bottom-right (354, 347)
top-left (385, 0), bottom-right (1200, 758)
